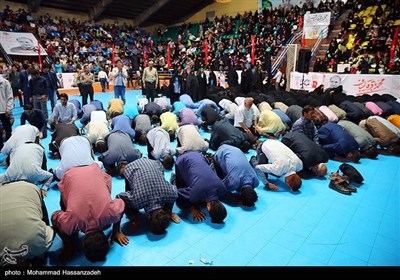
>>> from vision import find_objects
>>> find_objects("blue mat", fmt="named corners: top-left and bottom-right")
top-left (1, 90), bottom-right (399, 266)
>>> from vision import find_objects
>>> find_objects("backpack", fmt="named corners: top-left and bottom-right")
top-left (338, 163), bottom-right (364, 184)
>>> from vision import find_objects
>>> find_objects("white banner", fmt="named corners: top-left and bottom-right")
top-left (290, 72), bottom-right (400, 99)
top-left (303, 26), bottom-right (329, 39)
top-left (57, 73), bottom-right (79, 90)
top-left (304, 12), bottom-right (331, 27)
top-left (0, 31), bottom-right (47, 56)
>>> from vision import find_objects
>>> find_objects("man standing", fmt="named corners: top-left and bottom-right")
top-left (0, 75), bottom-right (13, 151)
top-left (41, 64), bottom-right (59, 112)
top-left (142, 61), bottom-right (158, 102)
top-left (111, 59), bottom-right (128, 104)
top-left (79, 65), bottom-right (94, 106)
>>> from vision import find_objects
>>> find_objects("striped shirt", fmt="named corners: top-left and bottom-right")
top-left (117, 158), bottom-right (178, 212)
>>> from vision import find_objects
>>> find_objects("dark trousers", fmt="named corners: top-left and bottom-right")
top-left (12, 87), bottom-right (23, 107)
top-left (237, 126), bottom-right (258, 145)
top-left (0, 113), bottom-right (12, 150)
top-left (99, 78), bottom-right (107, 92)
top-left (80, 84), bottom-right (94, 106)
top-left (146, 139), bottom-right (155, 160)
top-left (145, 81), bottom-right (156, 102)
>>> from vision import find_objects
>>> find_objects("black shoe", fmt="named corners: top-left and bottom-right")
top-left (344, 184), bottom-right (357, 193)
top-left (329, 181), bottom-right (352, 195)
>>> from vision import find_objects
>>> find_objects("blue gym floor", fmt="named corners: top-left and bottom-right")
top-left (1, 89), bottom-right (399, 267)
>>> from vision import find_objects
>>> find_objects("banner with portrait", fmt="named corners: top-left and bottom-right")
top-left (290, 72), bottom-right (400, 99)
top-left (0, 31), bottom-right (47, 56)
top-left (303, 12), bottom-right (331, 39)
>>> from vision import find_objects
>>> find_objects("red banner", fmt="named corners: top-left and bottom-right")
top-left (167, 44), bottom-right (171, 69)
top-left (37, 39), bottom-right (42, 71)
top-left (389, 26), bottom-right (399, 69)
top-left (301, 33), bottom-right (306, 49)
top-left (204, 39), bottom-right (209, 66)
top-left (251, 35), bottom-right (255, 66)
top-left (112, 44), bottom-right (115, 67)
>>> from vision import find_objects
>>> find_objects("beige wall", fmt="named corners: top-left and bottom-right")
top-left (1, 0), bottom-right (132, 25)
top-left (185, 0), bottom-right (258, 24)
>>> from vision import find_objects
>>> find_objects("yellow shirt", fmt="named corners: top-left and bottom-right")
top-left (108, 98), bottom-right (124, 116)
top-left (388, 114), bottom-right (400, 129)
top-left (160, 112), bottom-right (179, 131)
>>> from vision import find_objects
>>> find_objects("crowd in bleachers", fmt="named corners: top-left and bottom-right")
top-left (313, 0), bottom-right (400, 74)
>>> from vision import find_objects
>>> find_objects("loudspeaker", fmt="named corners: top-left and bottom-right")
top-left (297, 49), bottom-right (311, 73)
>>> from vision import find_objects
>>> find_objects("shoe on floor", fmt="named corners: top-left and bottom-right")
top-left (329, 180), bottom-right (351, 195)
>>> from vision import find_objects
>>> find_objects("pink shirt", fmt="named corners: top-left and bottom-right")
top-left (365, 102), bottom-right (383, 116)
top-left (318, 106), bottom-right (338, 123)
top-left (51, 163), bottom-right (125, 235)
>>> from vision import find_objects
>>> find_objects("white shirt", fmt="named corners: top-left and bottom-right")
top-left (255, 139), bottom-right (303, 178)
top-left (90, 110), bottom-right (107, 122)
top-left (219, 99), bottom-right (238, 120)
top-left (86, 120), bottom-right (110, 144)
top-left (176, 124), bottom-right (209, 154)
top-left (234, 104), bottom-right (258, 128)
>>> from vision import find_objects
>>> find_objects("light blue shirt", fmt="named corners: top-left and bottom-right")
top-left (52, 102), bottom-right (77, 124)
top-left (146, 127), bottom-right (176, 160)
top-left (1, 125), bottom-right (39, 157)
top-left (52, 136), bottom-right (103, 179)
top-left (0, 143), bottom-right (53, 191)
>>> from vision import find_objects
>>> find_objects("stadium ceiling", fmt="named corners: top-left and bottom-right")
top-left (10, 0), bottom-right (213, 26)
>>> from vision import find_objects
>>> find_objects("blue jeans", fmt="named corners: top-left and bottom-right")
top-left (99, 78), bottom-right (107, 92)
top-left (114, 85), bottom-right (126, 104)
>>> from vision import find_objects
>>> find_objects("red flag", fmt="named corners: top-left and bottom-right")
top-left (251, 35), bottom-right (255, 66)
top-left (167, 44), bottom-right (171, 69)
top-left (389, 26), bottom-right (399, 69)
top-left (112, 44), bottom-right (115, 67)
top-left (143, 45), bottom-right (148, 67)
top-left (301, 33), bottom-right (306, 49)
top-left (203, 39), bottom-right (209, 66)
top-left (37, 39), bottom-right (42, 71)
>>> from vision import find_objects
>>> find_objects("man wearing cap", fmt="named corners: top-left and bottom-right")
top-left (172, 151), bottom-right (227, 223)
top-left (142, 61), bottom-right (158, 102)
top-left (111, 59), bottom-right (128, 104)
top-left (112, 158), bottom-right (179, 241)
top-left (213, 145), bottom-right (259, 207)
